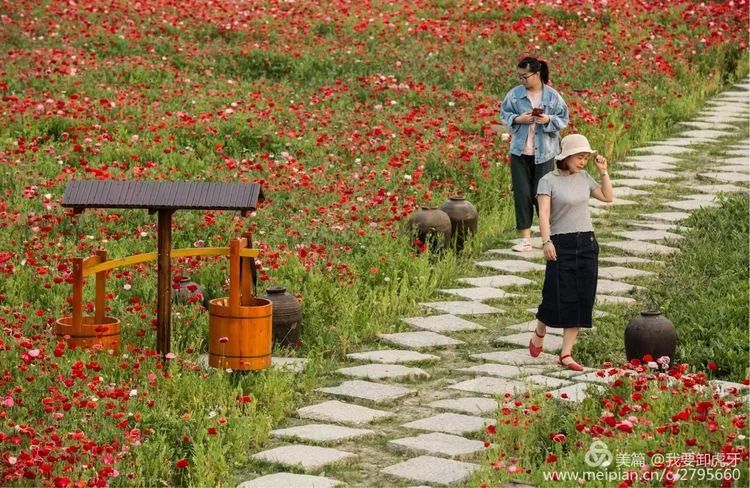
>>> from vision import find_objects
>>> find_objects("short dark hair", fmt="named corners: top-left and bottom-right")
top-left (517, 56), bottom-right (549, 84)
top-left (556, 158), bottom-right (569, 170)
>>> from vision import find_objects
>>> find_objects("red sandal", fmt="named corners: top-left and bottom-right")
top-left (528, 329), bottom-right (545, 358)
top-left (558, 354), bottom-right (584, 372)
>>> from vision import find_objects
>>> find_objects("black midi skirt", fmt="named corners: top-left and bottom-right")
top-left (536, 232), bottom-right (599, 328)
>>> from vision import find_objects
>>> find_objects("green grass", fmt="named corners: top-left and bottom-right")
top-left (646, 194), bottom-right (750, 381)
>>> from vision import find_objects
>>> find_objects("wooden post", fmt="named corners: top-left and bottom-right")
top-left (94, 250), bottom-right (107, 323)
top-left (156, 210), bottom-right (174, 356)
top-left (72, 257), bottom-right (83, 330)
top-left (242, 231), bottom-right (257, 297)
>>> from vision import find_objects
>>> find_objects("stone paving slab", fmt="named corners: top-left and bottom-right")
top-left (689, 183), bottom-right (746, 194)
top-left (699, 172), bottom-right (749, 183)
top-left (596, 278), bottom-right (636, 295)
top-left (336, 364), bottom-right (430, 381)
top-left (458, 363), bottom-right (542, 379)
top-left (470, 348), bottom-right (558, 365)
top-left (547, 383), bottom-right (605, 403)
top-left (602, 240), bottom-right (679, 255)
top-left (598, 266), bottom-right (655, 280)
top-left (629, 221), bottom-right (683, 232)
top-left (438, 286), bottom-right (517, 301)
top-left (665, 199), bottom-right (719, 211)
top-left (475, 260), bottom-right (546, 273)
top-left (297, 400), bottom-right (394, 425)
top-left (448, 377), bottom-right (527, 396)
top-left (420, 300), bottom-right (503, 315)
top-left (402, 412), bottom-right (496, 435)
top-left (725, 148), bottom-right (749, 156)
top-left (251, 445), bottom-right (355, 471)
top-left (681, 129), bottom-right (731, 139)
top-left (617, 169), bottom-right (678, 180)
top-left (599, 255), bottom-right (655, 264)
top-left (490, 248), bottom-right (546, 260)
top-left (524, 375), bottom-right (574, 389)
top-left (621, 160), bottom-right (678, 171)
top-left (613, 186), bottom-right (652, 197)
top-left (379, 331), bottom-right (464, 349)
top-left (596, 294), bottom-right (637, 305)
top-left (271, 423), bottom-right (375, 443)
top-left (715, 164), bottom-right (750, 174)
top-left (493, 332), bottom-right (563, 352)
top-left (318, 380), bottom-right (416, 404)
top-left (682, 193), bottom-right (720, 202)
top-left (721, 156), bottom-right (749, 165)
top-left (588, 207), bottom-right (609, 216)
top-left (623, 153), bottom-right (683, 162)
top-left (570, 370), bottom-right (623, 385)
top-left (388, 432), bottom-right (486, 459)
top-left (429, 396), bottom-right (500, 416)
top-left (613, 178), bottom-right (663, 187)
top-left (589, 197), bottom-right (637, 207)
top-left (614, 230), bottom-right (684, 241)
top-left (632, 145), bottom-right (694, 155)
top-left (271, 357), bottom-right (309, 373)
top-left (679, 121), bottom-right (738, 130)
top-left (381, 455), bottom-right (479, 486)
top-left (238, 473), bottom-right (341, 488)
top-left (640, 211), bottom-right (691, 222)
top-left (458, 274), bottom-right (535, 288)
top-left (648, 137), bottom-right (707, 146)
top-left (346, 349), bottom-right (439, 364)
top-left (403, 314), bottom-right (485, 333)
top-left (692, 115), bottom-right (746, 124)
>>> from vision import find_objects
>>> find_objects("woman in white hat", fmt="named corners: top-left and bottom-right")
top-left (528, 134), bottom-right (613, 371)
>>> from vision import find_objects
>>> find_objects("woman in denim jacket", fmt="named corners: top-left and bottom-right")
top-left (500, 57), bottom-right (569, 252)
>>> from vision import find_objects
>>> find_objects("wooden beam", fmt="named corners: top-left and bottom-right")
top-left (95, 250), bottom-right (107, 323)
top-left (156, 210), bottom-right (174, 357)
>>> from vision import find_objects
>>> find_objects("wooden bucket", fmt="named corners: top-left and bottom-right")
top-left (207, 237), bottom-right (272, 371)
top-left (208, 297), bottom-right (272, 370)
top-left (56, 315), bottom-right (121, 353)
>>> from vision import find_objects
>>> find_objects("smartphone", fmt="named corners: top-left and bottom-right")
top-left (531, 108), bottom-right (544, 116)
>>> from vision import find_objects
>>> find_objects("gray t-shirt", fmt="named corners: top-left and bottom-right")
top-left (536, 171), bottom-right (600, 235)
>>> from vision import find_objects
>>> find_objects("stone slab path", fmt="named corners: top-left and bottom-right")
top-left (240, 80), bottom-right (750, 486)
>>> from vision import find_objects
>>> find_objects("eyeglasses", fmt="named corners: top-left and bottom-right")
top-left (517, 72), bottom-right (537, 81)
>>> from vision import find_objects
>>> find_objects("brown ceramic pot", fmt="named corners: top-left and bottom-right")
top-left (624, 310), bottom-right (677, 364)
top-left (262, 286), bottom-right (302, 347)
top-left (406, 206), bottom-right (452, 252)
top-left (440, 195), bottom-right (478, 253)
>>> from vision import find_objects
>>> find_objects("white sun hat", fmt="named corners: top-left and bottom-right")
top-left (555, 134), bottom-right (597, 161)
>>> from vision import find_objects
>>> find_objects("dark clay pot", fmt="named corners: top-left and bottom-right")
top-left (624, 310), bottom-right (677, 363)
top-left (175, 277), bottom-right (210, 309)
top-left (262, 286), bottom-right (302, 347)
top-left (406, 206), bottom-right (452, 253)
top-left (440, 195), bottom-right (478, 253)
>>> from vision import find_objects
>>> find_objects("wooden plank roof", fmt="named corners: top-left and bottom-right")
top-left (62, 180), bottom-right (263, 212)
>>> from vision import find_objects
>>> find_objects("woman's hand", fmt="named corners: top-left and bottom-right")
top-left (543, 241), bottom-right (557, 261)
top-left (534, 114), bottom-right (550, 125)
top-left (594, 154), bottom-right (608, 174)
top-left (515, 112), bottom-right (534, 125)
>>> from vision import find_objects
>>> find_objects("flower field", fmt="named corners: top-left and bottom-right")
top-left (0, 0), bottom-right (748, 486)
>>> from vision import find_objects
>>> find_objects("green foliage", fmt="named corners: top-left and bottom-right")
top-left (646, 195), bottom-right (750, 381)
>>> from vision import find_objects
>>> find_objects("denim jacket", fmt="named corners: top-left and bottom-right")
top-left (500, 84), bottom-right (569, 163)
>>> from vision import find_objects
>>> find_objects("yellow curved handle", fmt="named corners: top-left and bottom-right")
top-left (82, 247), bottom-right (260, 276)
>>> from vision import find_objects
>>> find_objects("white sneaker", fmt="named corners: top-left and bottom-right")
top-left (511, 239), bottom-right (533, 252)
